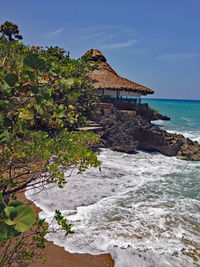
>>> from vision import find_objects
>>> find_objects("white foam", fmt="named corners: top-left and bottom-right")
top-left (25, 149), bottom-right (200, 266)
top-left (166, 129), bottom-right (200, 143)
top-left (110, 247), bottom-right (193, 267)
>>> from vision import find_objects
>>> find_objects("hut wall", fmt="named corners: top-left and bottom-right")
top-left (100, 89), bottom-right (142, 97)
top-left (104, 89), bottom-right (118, 96)
top-left (119, 90), bottom-right (141, 97)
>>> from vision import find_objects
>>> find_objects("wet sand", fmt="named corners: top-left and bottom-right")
top-left (30, 243), bottom-right (113, 267)
top-left (17, 191), bottom-right (114, 267)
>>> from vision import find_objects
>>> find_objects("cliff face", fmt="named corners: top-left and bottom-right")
top-left (95, 109), bottom-right (200, 161)
top-left (130, 103), bottom-right (170, 121)
top-left (97, 102), bottom-right (170, 121)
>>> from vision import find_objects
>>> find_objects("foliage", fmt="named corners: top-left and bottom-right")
top-left (0, 22), bottom-right (100, 266)
top-left (54, 210), bottom-right (74, 235)
top-left (0, 218), bottom-right (49, 266)
top-left (0, 39), bottom-right (99, 138)
top-left (0, 33), bottom-right (100, 194)
top-left (0, 194), bottom-right (35, 241)
top-left (0, 21), bottom-right (23, 42)
top-left (0, 130), bottom-right (100, 198)
top-left (0, 193), bottom-right (47, 266)
top-left (0, 37), bottom-right (100, 198)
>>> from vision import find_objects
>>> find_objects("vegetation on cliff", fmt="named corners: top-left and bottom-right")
top-left (0, 22), bottom-right (100, 266)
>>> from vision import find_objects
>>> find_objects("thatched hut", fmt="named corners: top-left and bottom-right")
top-left (82, 49), bottom-right (154, 103)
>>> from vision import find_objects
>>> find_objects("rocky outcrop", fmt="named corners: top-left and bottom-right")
top-left (177, 140), bottom-right (200, 161)
top-left (97, 102), bottom-right (170, 122)
top-left (96, 109), bottom-right (200, 161)
top-left (127, 103), bottom-right (170, 122)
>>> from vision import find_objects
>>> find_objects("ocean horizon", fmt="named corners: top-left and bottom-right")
top-left (26, 98), bottom-right (200, 267)
top-left (143, 98), bottom-right (200, 101)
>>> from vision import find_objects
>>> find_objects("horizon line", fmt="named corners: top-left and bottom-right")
top-left (142, 97), bottom-right (200, 102)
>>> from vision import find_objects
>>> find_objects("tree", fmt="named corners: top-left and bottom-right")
top-left (0, 37), bottom-right (100, 266)
top-left (0, 21), bottom-right (23, 42)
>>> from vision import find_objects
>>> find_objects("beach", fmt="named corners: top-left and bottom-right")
top-left (30, 244), bottom-right (113, 267)
top-left (25, 99), bottom-right (200, 267)
top-left (17, 191), bottom-right (114, 267)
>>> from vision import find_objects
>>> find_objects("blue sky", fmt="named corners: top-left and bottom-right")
top-left (1, 0), bottom-right (200, 100)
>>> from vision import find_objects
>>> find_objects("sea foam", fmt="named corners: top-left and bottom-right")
top-left (26, 148), bottom-right (200, 266)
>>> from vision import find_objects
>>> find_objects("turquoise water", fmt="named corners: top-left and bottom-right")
top-left (26, 99), bottom-right (200, 267)
top-left (143, 98), bottom-right (200, 131)
top-left (143, 98), bottom-right (200, 142)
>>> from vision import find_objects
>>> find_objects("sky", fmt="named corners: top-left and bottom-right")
top-left (1, 0), bottom-right (200, 100)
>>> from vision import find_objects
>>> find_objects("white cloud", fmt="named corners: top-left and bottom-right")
top-left (102, 39), bottom-right (138, 49)
top-left (47, 27), bottom-right (64, 38)
top-left (83, 31), bottom-right (106, 40)
top-left (81, 25), bottom-right (127, 34)
top-left (159, 53), bottom-right (199, 62)
top-left (80, 25), bottom-right (137, 47)
top-left (96, 33), bottom-right (122, 44)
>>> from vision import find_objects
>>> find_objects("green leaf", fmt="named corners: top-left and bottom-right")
top-left (1, 82), bottom-right (11, 95)
top-left (0, 130), bottom-right (12, 144)
top-left (42, 150), bottom-right (51, 159)
top-left (21, 70), bottom-right (36, 82)
top-left (13, 205), bottom-right (35, 232)
top-left (0, 222), bottom-right (20, 241)
top-left (5, 73), bottom-right (19, 86)
top-left (4, 206), bottom-right (17, 225)
top-left (5, 205), bottom-right (35, 232)
top-left (8, 200), bottom-right (24, 208)
top-left (57, 111), bottom-right (66, 118)
top-left (18, 108), bottom-right (34, 121)
top-left (59, 104), bottom-right (64, 110)
top-left (23, 54), bottom-right (46, 71)
top-left (65, 78), bottom-right (74, 86)
top-left (0, 223), bottom-right (9, 241)
top-left (0, 195), bottom-right (6, 220)
top-left (0, 203), bottom-right (6, 220)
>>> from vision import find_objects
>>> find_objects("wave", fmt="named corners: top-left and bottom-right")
top-left (26, 149), bottom-right (200, 266)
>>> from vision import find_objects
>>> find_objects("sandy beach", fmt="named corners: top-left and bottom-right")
top-left (30, 243), bottom-right (113, 267)
top-left (17, 191), bottom-right (114, 267)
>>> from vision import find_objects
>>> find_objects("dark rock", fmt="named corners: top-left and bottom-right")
top-left (96, 103), bottom-right (170, 122)
top-left (134, 103), bottom-right (170, 121)
top-left (95, 108), bottom-right (200, 161)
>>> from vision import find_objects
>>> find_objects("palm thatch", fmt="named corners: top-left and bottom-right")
top-left (82, 49), bottom-right (154, 95)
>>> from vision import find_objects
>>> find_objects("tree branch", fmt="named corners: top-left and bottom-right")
top-left (3, 174), bottom-right (38, 196)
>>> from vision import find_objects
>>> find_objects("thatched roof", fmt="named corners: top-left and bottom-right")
top-left (82, 49), bottom-right (154, 95)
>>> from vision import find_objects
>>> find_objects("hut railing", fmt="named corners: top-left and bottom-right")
top-left (100, 95), bottom-right (143, 110)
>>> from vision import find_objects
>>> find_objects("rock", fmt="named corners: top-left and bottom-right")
top-left (96, 109), bottom-right (200, 161)
top-left (111, 142), bottom-right (138, 153)
top-left (177, 140), bottom-right (200, 161)
top-left (153, 113), bottom-right (170, 121)
top-left (126, 103), bottom-right (170, 122)
top-left (95, 103), bottom-right (170, 122)
top-left (119, 110), bottom-right (137, 117)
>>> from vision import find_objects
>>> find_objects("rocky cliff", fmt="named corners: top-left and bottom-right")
top-left (94, 108), bottom-right (200, 161)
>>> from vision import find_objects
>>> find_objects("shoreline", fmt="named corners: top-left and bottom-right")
top-left (17, 191), bottom-right (114, 267)
top-left (12, 99), bottom-right (200, 267)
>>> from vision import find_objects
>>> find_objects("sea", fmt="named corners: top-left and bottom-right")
top-left (26, 98), bottom-right (200, 267)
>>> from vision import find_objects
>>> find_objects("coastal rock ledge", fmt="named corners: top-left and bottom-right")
top-left (95, 109), bottom-right (200, 161)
